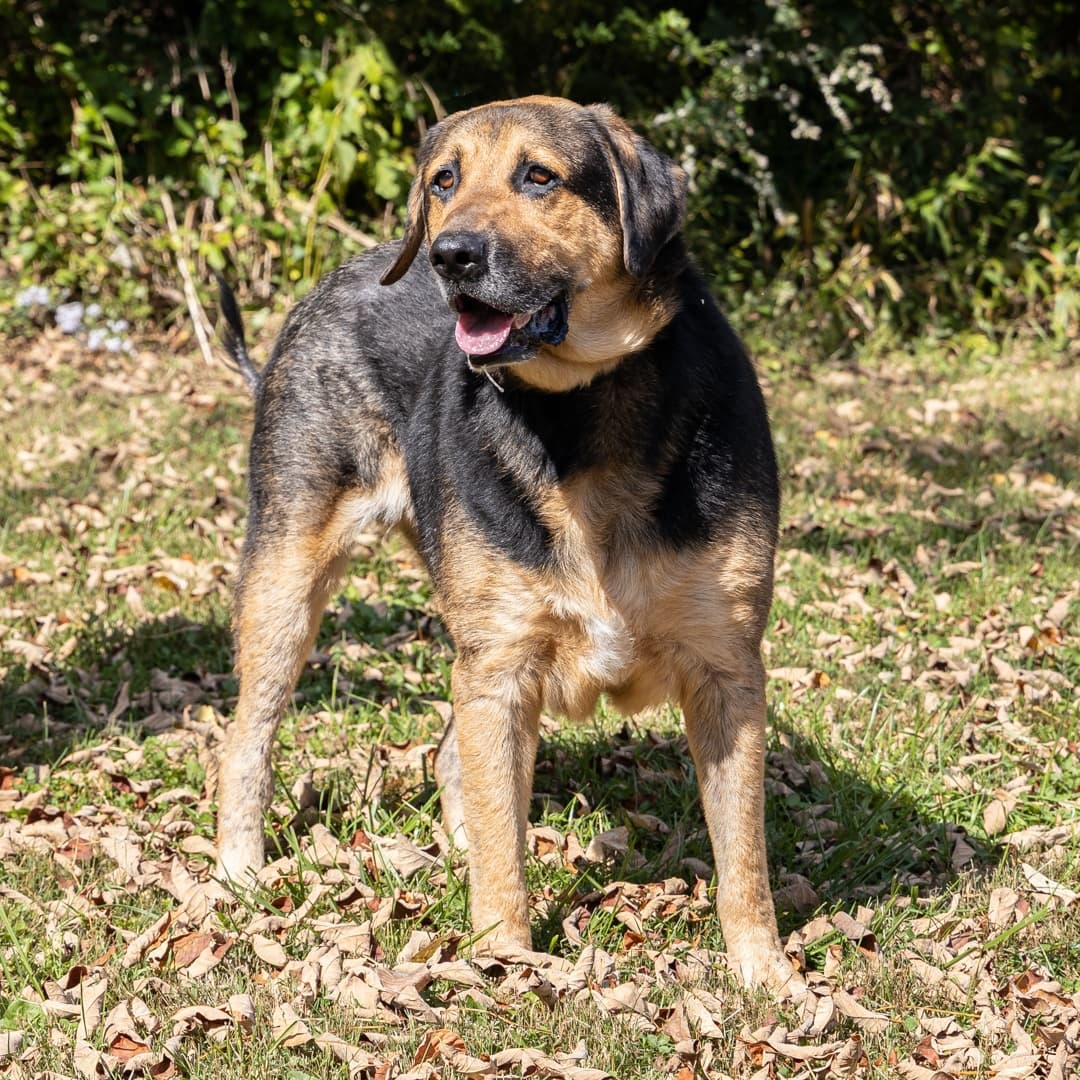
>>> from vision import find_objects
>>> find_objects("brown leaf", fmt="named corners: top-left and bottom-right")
top-left (226, 993), bottom-right (255, 1033)
top-left (372, 834), bottom-right (440, 879)
top-left (832, 989), bottom-right (890, 1034)
top-left (183, 934), bottom-right (232, 978)
top-left (831, 911), bottom-right (880, 959)
top-left (391, 983), bottom-right (442, 1023)
top-left (0, 1031), bottom-right (24, 1059)
top-left (895, 1062), bottom-right (953, 1079)
top-left (661, 1001), bottom-right (693, 1044)
top-left (414, 1027), bottom-right (467, 1064)
top-left (1022, 863), bottom-right (1079, 906)
top-left (683, 992), bottom-right (724, 1039)
top-left (983, 799), bottom-right (1009, 836)
top-left (170, 1005), bottom-right (233, 1042)
top-left (107, 1033), bottom-right (152, 1062)
top-left (75, 975), bottom-right (108, 1042)
top-left (271, 1003), bottom-right (311, 1047)
top-left (123, 911), bottom-right (172, 968)
top-left (988, 887), bottom-right (1023, 928)
top-left (250, 933), bottom-right (289, 968)
top-left (583, 826), bottom-right (630, 863)
top-left (73, 1039), bottom-right (106, 1080)
top-left (57, 837), bottom-right (94, 863)
top-left (314, 1032), bottom-right (383, 1069)
top-left (170, 932), bottom-right (213, 970)
top-left (773, 873), bottom-right (820, 913)
top-left (823, 941), bottom-right (844, 979)
top-left (796, 991), bottom-right (836, 1037)
top-left (828, 1036), bottom-right (866, 1076)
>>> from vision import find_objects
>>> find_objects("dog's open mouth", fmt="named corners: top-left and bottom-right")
top-left (453, 294), bottom-right (568, 360)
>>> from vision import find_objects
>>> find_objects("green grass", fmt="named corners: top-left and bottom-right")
top-left (0, 330), bottom-right (1077, 1078)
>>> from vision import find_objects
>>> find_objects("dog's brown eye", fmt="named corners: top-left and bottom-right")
top-left (432, 169), bottom-right (455, 192)
top-left (525, 165), bottom-right (556, 186)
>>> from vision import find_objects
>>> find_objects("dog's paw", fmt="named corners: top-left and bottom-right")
top-left (215, 837), bottom-right (264, 886)
top-left (731, 947), bottom-right (808, 1002)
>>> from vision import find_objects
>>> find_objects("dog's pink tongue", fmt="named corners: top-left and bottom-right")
top-left (455, 307), bottom-right (513, 356)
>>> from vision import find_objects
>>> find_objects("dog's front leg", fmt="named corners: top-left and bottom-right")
top-left (451, 652), bottom-right (542, 947)
top-left (682, 661), bottom-right (806, 998)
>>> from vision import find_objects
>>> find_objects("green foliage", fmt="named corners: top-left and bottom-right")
top-left (0, 0), bottom-right (1077, 347)
top-left (0, 0), bottom-right (420, 323)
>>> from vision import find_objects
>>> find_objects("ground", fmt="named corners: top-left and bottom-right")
top-left (0, 326), bottom-right (1077, 1079)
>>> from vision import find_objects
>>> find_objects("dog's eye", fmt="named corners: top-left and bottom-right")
top-left (432, 169), bottom-right (456, 193)
top-left (524, 164), bottom-right (557, 188)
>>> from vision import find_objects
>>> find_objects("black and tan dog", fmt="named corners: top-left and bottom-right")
top-left (216, 96), bottom-right (803, 996)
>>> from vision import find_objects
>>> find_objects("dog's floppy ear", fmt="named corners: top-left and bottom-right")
top-left (589, 105), bottom-right (687, 279)
top-left (380, 125), bottom-right (441, 286)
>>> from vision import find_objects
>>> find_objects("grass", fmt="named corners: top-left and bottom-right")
top-left (0, 324), bottom-right (1077, 1078)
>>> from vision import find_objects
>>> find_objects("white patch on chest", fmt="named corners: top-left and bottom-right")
top-left (547, 589), bottom-right (635, 690)
top-left (579, 611), bottom-right (634, 685)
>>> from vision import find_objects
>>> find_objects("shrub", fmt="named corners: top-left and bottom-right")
top-left (1, 0), bottom-right (1076, 349)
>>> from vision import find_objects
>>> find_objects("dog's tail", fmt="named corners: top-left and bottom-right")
top-left (214, 273), bottom-right (261, 396)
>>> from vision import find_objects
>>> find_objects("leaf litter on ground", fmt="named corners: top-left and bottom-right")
top-left (0, 333), bottom-right (1077, 1077)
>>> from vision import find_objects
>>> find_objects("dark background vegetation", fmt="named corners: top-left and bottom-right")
top-left (1, 0), bottom-right (1077, 351)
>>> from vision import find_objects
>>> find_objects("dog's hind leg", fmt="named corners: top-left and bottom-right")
top-left (217, 441), bottom-right (411, 882)
top-left (434, 714), bottom-right (469, 849)
top-left (216, 531), bottom-right (351, 883)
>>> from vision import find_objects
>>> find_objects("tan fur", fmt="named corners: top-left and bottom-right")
top-left (434, 481), bottom-right (795, 989)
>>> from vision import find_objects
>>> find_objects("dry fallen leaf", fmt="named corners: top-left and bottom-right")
top-left (0, 1031), bottom-right (25, 1059)
top-left (414, 1027), bottom-right (468, 1064)
top-left (1022, 863), bottom-right (1080, 906)
top-left (832, 988), bottom-right (890, 1034)
top-left (250, 932), bottom-right (289, 968)
top-left (226, 993), bottom-right (255, 1033)
top-left (270, 1002), bottom-right (312, 1047)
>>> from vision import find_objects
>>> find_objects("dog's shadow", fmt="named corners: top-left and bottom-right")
top-left (395, 698), bottom-right (995, 938)
top-left (1, 599), bottom-right (993, 937)
top-left (0, 611), bottom-right (235, 770)
top-left (528, 718), bottom-right (990, 933)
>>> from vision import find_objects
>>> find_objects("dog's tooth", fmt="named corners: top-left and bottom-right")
top-left (512, 312), bottom-right (532, 330)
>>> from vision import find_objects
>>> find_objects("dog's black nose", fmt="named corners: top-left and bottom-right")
top-left (430, 232), bottom-right (487, 282)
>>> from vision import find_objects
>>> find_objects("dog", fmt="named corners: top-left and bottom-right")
top-left (215, 95), bottom-right (803, 997)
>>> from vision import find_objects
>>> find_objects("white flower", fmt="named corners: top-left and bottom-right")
top-left (55, 301), bottom-right (85, 334)
top-left (16, 285), bottom-right (51, 308)
top-left (87, 327), bottom-right (107, 351)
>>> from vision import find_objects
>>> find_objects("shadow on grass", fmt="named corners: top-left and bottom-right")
top-left (2, 596), bottom-right (996, 935)
top-left (0, 611), bottom-right (235, 770)
top-left (408, 715), bottom-right (998, 942)
top-left (0, 590), bottom-right (434, 770)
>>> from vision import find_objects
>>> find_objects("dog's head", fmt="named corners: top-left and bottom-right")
top-left (381, 96), bottom-right (687, 385)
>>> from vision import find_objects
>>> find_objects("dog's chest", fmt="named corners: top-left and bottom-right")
top-left (533, 479), bottom-right (668, 717)
top-left (539, 550), bottom-right (674, 719)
